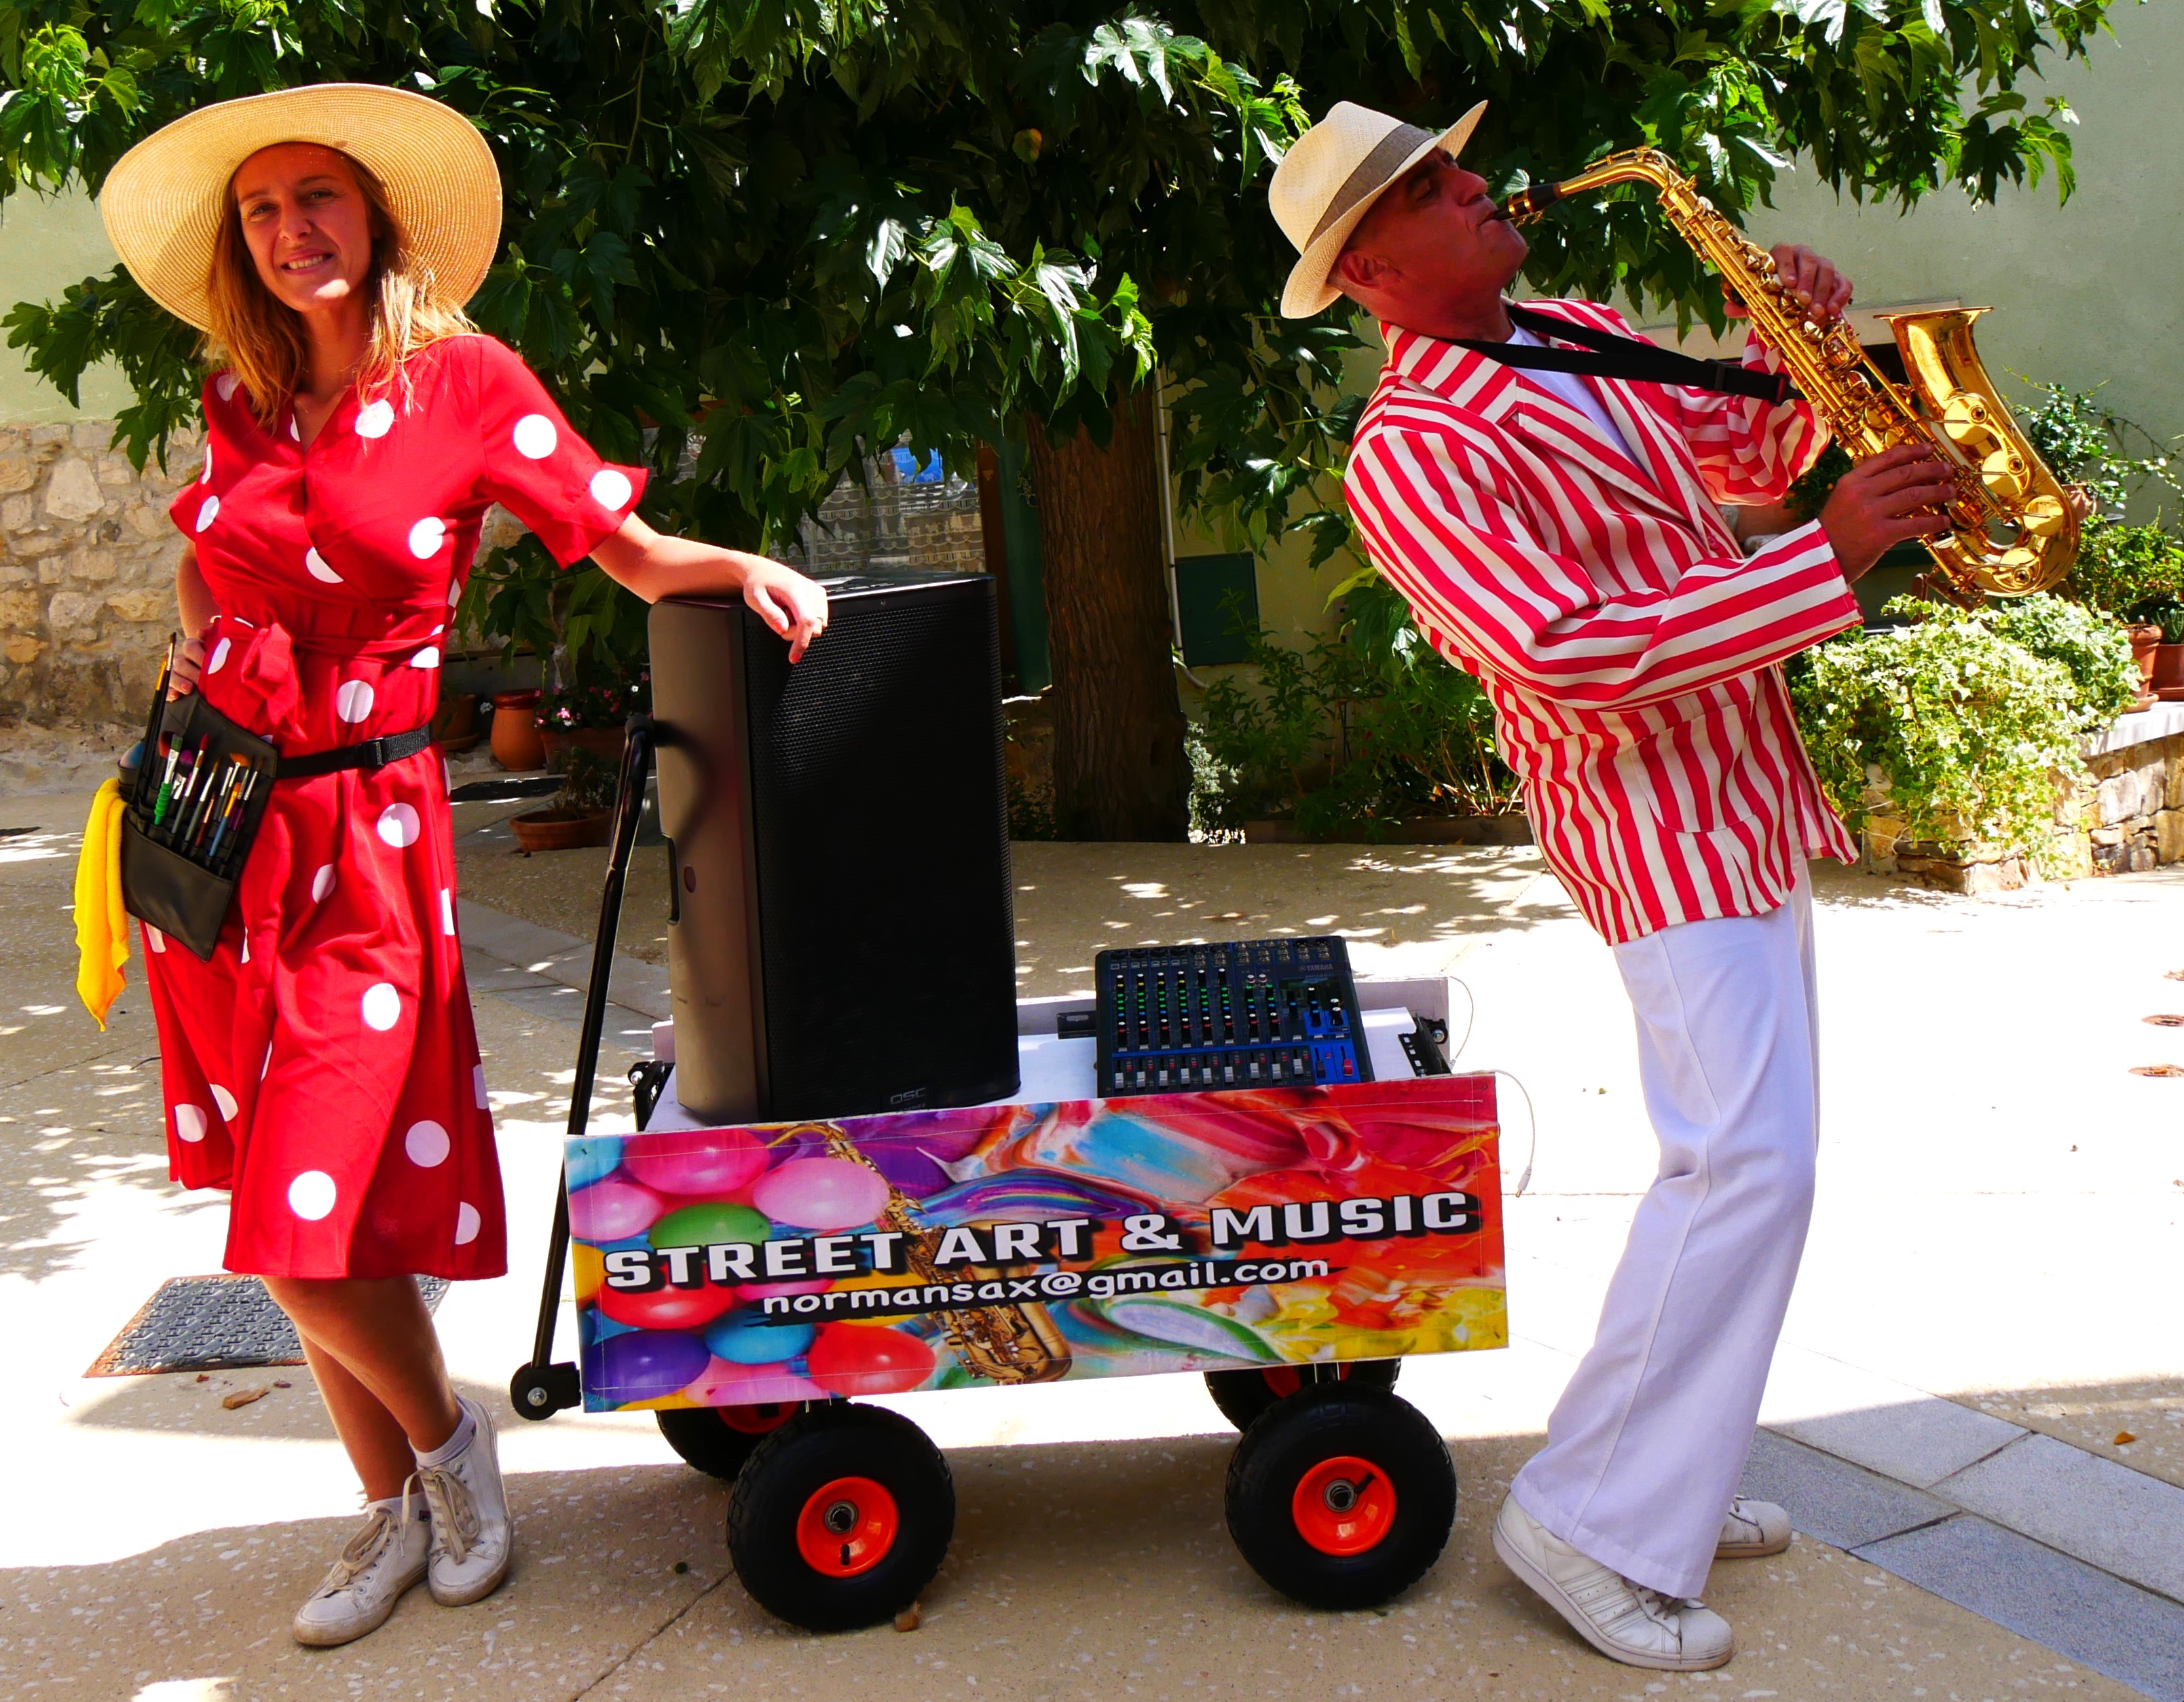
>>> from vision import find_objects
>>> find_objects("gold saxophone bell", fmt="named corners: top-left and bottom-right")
top-left (1499, 153), bottom-right (2077, 601)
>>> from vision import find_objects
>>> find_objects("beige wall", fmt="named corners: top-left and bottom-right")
top-left (0, 187), bottom-right (135, 425)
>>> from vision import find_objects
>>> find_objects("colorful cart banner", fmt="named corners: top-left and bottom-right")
top-left (568, 1077), bottom-right (1506, 1411)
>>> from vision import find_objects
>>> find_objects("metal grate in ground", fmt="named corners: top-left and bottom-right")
top-left (86, 1273), bottom-right (449, 1376)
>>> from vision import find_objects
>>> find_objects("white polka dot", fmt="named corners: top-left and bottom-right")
top-left (174, 1104), bottom-right (207, 1143)
top-left (306, 547), bottom-right (342, 584)
top-left (195, 495), bottom-right (219, 532)
top-left (206, 637), bottom-right (230, 674)
top-left (238, 930), bottom-right (249, 964)
top-left (441, 888), bottom-right (455, 936)
top-left (405, 1119), bottom-right (451, 1168)
top-left (145, 924), bottom-right (166, 954)
top-left (210, 1084), bottom-right (238, 1120)
top-left (589, 468), bottom-right (633, 511)
top-left (441, 756), bottom-right (452, 793)
top-left (311, 864), bottom-right (336, 903)
top-left (454, 1201), bottom-right (481, 1245)
top-left (447, 579), bottom-right (462, 608)
top-left (473, 1063), bottom-right (488, 1109)
top-left (215, 373), bottom-right (238, 401)
top-left (407, 517), bottom-right (446, 559)
top-left (361, 982), bottom-right (401, 1031)
top-left (335, 679), bottom-right (375, 723)
top-left (199, 444), bottom-right (214, 485)
top-left (377, 802), bottom-right (420, 849)
top-left (355, 398), bottom-right (394, 438)
top-left (513, 413), bottom-right (558, 459)
top-left (409, 646), bottom-right (441, 669)
top-left (288, 415), bottom-right (300, 441)
top-left (261, 1043), bottom-right (274, 1080)
top-left (288, 1170), bottom-right (337, 1221)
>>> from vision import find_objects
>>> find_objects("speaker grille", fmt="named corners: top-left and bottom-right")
top-left (739, 578), bottom-right (1018, 1118)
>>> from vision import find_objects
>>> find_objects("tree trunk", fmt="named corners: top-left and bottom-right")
top-left (1025, 390), bottom-right (1189, 840)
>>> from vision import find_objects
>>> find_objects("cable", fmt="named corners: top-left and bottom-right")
top-left (1491, 1067), bottom-right (1539, 1198)
top-left (1444, 976), bottom-right (1477, 1065)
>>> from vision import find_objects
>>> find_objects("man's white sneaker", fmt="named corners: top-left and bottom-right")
top-left (1492, 1494), bottom-right (1733, 1671)
top-left (417, 1396), bottom-right (513, 1606)
top-left (1718, 1496), bottom-right (1792, 1558)
top-left (292, 1494), bottom-right (430, 1646)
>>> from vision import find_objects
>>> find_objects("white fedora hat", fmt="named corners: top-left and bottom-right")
top-left (1270, 100), bottom-right (1487, 318)
top-left (100, 83), bottom-right (501, 333)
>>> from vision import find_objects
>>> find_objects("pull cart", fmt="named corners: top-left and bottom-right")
top-left (511, 722), bottom-right (1508, 1631)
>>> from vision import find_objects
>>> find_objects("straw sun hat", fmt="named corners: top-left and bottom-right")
top-left (1270, 99), bottom-right (1487, 318)
top-left (100, 83), bottom-right (502, 332)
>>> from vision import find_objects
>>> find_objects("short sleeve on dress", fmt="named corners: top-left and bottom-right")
top-left (169, 371), bottom-right (244, 542)
top-left (467, 337), bottom-right (648, 567)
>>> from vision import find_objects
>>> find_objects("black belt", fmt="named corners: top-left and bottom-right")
top-left (1456, 303), bottom-right (1801, 405)
top-left (277, 724), bottom-right (435, 779)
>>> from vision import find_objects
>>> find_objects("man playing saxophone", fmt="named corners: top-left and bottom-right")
top-left (1266, 103), bottom-right (1955, 1673)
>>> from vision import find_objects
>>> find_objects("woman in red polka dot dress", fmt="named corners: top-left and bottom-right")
top-left (102, 86), bottom-right (828, 1646)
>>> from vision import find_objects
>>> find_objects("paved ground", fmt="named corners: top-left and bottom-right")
top-left (3, 779), bottom-right (2181, 1701)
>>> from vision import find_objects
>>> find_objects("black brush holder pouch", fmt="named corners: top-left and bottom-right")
top-left (119, 692), bottom-right (278, 961)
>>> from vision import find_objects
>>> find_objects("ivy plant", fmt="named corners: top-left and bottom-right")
top-left (1791, 592), bottom-right (2136, 864)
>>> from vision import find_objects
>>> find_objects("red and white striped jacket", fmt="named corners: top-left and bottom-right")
top-left (1343, 299), bottom-right (1863, 944)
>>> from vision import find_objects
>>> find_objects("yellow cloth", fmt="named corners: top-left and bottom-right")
top-left (74, 778), bottom-right (130, 1029)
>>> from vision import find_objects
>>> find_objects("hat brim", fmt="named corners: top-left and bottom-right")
top-left (99, 84), bottom-right (502, 333)
top-left (1279, 102), bottom-right (1487, 320)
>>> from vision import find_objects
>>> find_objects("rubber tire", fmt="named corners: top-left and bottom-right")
top-left (1225, 1386), bottom-right (1456, 1610)
top-left (727, 1403), bottom-right (955, 1631)
top-left (1204, 1358), bottom-right (1401, 1432)
top-left (656, 1403), bottom-right (803, 1481)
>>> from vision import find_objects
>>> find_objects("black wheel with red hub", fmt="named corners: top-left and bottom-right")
top-left (726, 1403), bottom-right (955, 1631)
top-left (1204, 1358), bottom-right (1400, 1432)
top-left (656, 1401), bottom-right (808, 1481)
top-left (1225, 1386), bottom-right (1455, 1610)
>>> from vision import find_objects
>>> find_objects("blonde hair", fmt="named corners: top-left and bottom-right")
top-left (204, 149), bottom-right (475, 422)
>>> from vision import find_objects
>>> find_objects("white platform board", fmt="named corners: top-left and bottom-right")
top-left (640, 976), bottom-right (1454, 1134)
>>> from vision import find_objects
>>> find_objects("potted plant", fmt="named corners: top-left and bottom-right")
top-left (2132, 595), bottom-right (2184, 699)
top-left (509, 747), bottom-right (618, 853)
top-left (538, 665), bottom-right (648, 769)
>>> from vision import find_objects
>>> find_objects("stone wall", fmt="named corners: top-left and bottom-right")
top-left (1859, 723), bottom-right (2184, 894)
top-left (1, 421), bottom-right (203, 725)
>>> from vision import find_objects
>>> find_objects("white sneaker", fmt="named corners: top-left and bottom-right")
top-left (292, 1494), bottom-right (430, 1646)
top-left (417, 1396), bottom-right (513, 1606)
top-left (1718, 1496), bottom-right (1792, 1558)
top-left (1492, 1494), bottom-right (1733, 1671)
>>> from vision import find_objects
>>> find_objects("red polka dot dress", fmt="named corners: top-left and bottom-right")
top-left (145, 334), bottom-right (645, 1279)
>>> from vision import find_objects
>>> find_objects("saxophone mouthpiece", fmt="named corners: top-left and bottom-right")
top-left (1496, 181), bottom-right (1563, 224)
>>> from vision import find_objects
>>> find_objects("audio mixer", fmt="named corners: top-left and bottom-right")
top-left (1093, 936), bottom-right (1373, 1096)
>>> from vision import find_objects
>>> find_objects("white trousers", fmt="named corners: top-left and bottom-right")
top-left (1510, 866), bottom-right (1819, 1598)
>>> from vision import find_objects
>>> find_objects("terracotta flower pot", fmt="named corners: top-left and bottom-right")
top-left (509, 807), bottom-right (612, 852)
top-left (2155, 642), bottom-right (2184, 692)
top-left (538, 726), bottom-right (628, 769)
top-left (2126, 625), bottom-right (2162, 712)
top-left (431, 692), bottom-right (481, 754)
top-left (489, 690), bottom-right (546, 771)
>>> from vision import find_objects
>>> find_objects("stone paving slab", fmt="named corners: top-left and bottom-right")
top-left (1934, 1432), bottom-right (2184, 1604)
top-left (1740, 1429), bottom-right (1956, 1551)
top-left (1856, 1514), bottom-right (2184, 1702)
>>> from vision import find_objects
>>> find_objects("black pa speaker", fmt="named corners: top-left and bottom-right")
top-left (650, 573), bottom-right (1020, 1124)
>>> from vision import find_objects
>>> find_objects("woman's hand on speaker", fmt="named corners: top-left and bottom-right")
top-left (594, 517), bottom-right (829, 659)
top-left (742, 558), bottom-right (830, 663)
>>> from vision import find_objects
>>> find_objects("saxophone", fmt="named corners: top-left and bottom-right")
top-left (1500, 149), bottom-right (2077, 600)
top-left (815, 1125), bottom-right (1073, 1384)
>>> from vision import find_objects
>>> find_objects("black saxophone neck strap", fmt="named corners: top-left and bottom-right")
top-left (1454, 302), bottom-right (1800, 405)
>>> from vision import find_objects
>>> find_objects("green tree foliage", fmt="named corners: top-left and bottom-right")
top-left (0, 2), bottom-right (2121, 686)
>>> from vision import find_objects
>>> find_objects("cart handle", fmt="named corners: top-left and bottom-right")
top-left (511, 712), bottom-right (654, 1421)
